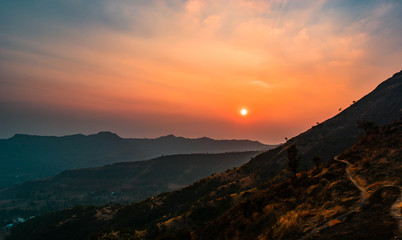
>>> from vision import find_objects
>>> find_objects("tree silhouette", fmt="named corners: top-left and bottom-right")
top-left (312, 156), bottom-right (321, 170)
top-left (286, 144), bottom-right (300, 179)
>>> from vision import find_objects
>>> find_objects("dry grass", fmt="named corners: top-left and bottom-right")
top-left (95, 207), bottom-right (116, 221)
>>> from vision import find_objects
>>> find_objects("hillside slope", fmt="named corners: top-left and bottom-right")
top-left (0, 133), bottom-right (271, 188)
top-left (194, 121), bottom-right (401, 240)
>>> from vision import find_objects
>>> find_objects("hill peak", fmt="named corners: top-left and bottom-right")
top-left (11, 133), bottom-right (30, 138)
top-left (89, 131), bottom-right (121, 139)
top-left (158, 134), bottom-right (178, 139)
top-left (392, 69), bottom-right (402, 78)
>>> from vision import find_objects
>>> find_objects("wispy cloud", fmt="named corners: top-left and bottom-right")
top-left (252, 80), bottom-right (271, 89)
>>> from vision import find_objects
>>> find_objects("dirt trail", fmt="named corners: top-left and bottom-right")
top-left (334, 157), bottom-right (368, 207)
top-left (335, 159), bottom-right (402, 239)
top-left (299, 157), bottom-right (368, 240)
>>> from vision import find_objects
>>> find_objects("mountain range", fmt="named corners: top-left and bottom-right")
top-left (0, 133), bottom-right (272, 188)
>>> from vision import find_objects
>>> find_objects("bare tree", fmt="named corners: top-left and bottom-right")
top-left (312, 156), bottom-right (321, 170)
top-left (287, 144), bottom-right (300, 179)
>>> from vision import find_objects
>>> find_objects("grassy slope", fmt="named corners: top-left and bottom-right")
top-left (306, 121), bottom-right (402, 240)
top-left (194, 122), bottom-right (402, 240)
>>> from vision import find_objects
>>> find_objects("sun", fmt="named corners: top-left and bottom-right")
top-left (240, 108), bottom-right (248, 116)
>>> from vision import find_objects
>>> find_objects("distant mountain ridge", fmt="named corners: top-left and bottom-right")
top-left (0, 133), bottom-right (273, 188)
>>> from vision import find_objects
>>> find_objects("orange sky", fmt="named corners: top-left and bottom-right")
top-left (0, 0), bottom-right (401, 143)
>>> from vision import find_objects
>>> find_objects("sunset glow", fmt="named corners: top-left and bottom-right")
top-left (0, 0), bottom-right (401, 143)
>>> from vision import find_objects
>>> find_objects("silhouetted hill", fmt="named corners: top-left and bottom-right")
top-left (0, 151), bottom-right (260, 226)
top-left (240, 70), bottom-right (401, 184)
top-left (3, 72), bottom-right (401, 240)
top-left (0, 133), bottom-right (271, 188)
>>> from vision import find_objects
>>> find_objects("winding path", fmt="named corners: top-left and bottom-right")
top-left (300, 157), bottom-right (402, 239)
top-left (298, 157), bottom-right (368, 240)
top-left (334, 157), bottom-right (368, 208)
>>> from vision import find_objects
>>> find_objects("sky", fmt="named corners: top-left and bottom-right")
top-left (0, 0), bottom-right (401, 144)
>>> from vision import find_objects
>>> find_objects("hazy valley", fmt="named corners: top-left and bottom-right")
top-left (0, 133), bottom-right (271, 189)
top-left (0, 151), bottom-right (261, 228)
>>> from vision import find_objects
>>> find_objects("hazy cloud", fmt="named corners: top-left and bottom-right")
top-left (252, 80), bottom-right (271, 89)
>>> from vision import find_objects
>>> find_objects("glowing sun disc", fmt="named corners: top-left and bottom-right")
top-left (240, 109), bottom-right (248, 116)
